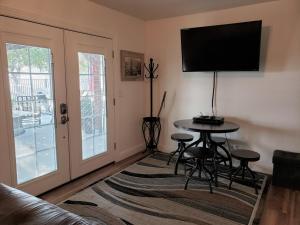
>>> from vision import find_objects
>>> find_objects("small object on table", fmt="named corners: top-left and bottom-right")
top-left (193, 115), bottom-right (224, 125)
top-left (272, 150), bottom-right (300, 189)
top-left (167, 133), bottom-right (193, 165)
top-left (229, 149), bottom-right (260, 194)
top-left (183, 147), bottom-right (214, 193)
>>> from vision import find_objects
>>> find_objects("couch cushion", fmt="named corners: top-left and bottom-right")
top-left (0, 183), bottom-right (91, 225)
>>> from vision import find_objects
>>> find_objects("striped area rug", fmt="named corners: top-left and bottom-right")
top-left (59, 153), bottom-right (267, 225)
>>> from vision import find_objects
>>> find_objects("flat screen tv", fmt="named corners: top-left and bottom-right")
top-left (181, 20), bottom-right (262, 72)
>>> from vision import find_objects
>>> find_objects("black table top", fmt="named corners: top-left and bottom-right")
top-left (174, 119), bottom-right (240, 133)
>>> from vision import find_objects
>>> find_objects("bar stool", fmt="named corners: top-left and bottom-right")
top-left (210, 136), bottom-right (229, 166)
top-left (229, 149), bottom-right (260, 194)
top-left (167, 133), bottom-right (193, 165)
top-left (183, 147), bottom-right (214, 193)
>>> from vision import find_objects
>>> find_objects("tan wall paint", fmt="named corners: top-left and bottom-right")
top-left (0, 0), bottom-right (146, 176)
top-left (145, 0), bottom-right (300, 174)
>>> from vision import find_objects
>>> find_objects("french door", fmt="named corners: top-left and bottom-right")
top-left (0, 17), bottom-right (115, 195)
top-left (64, 31), bottom-right (115, 179)
top-left (0, 17), bottom-right (70, 195)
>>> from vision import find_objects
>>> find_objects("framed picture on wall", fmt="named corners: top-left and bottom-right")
top-left (121, 50), bottom-right (144, 81)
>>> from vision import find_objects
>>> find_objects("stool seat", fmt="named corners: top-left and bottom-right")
top-left (229, 149), bottom-right (260, 194)
top-left (171, 133), bottom-right (193, 142)
top-left (167, 133), bottom-right (193, 165)
top-left (211, 137), bottom-right (226, 145)
top-left (231, 149), bottom-right (260, 162)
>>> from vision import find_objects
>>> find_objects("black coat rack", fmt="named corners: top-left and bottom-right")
top-left (142, 58), bottom-right (161, 152)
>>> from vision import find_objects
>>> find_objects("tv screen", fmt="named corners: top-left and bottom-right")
top-left (181, 20), bottom-right (262, 72)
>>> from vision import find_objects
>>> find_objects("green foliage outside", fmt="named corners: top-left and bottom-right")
top-left (6, 44), bottom-right (51, 101)
top-left (7, 44), bottom-right (50, 73)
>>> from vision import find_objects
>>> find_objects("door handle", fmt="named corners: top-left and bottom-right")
top-left (61, 115), bottom-right (69, 124)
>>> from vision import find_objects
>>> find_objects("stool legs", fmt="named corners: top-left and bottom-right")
top-left (184, 159), bottom-right (213, 193)
top-left (167, 142), bottom-right (185, 165)
top-left (229, 160), bottom-right (259, 194)
top-left (184, 164), bottom-right (198, 189)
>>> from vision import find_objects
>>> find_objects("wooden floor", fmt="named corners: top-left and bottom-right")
top-left (260, 185), bottom-right (300, 225)
top-left (39, 151), bottom-right (148, 204)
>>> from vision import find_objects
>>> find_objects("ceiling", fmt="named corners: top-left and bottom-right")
top-left (90, 0), bottom-right (276, 20)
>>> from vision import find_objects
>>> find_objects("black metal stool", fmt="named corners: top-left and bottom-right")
top-left (183, 147), bottom-right (214, 193)
top-left (229, 149), bottom-right (260, 194)
top-left (209, 136), bottom-right (231, 167)
top-left (167, 133), bottom-right (193, 165)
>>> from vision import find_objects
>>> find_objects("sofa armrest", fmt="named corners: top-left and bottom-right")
top-left (0, 183), bottom-right (90, 225)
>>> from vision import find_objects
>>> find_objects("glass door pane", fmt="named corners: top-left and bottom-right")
top-left (6, 43), bottom-right (57, 184)
top-left (78, 52), bottom-right (107, 160)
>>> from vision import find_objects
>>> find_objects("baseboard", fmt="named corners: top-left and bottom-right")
top-left (116, 143), bottom-right (145, 162)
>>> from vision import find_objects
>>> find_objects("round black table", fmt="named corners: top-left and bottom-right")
top-left (174, 120), bottom-right (240, 134)
top-left (173, 119), bottom-right (240, 185)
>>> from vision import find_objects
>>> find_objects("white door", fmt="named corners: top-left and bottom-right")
top-left (64, 31), bottom-right (115, 179)
top-left (0, 17), bottom-right (70, 195)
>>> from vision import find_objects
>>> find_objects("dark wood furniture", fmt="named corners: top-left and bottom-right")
top-left (173, 119), bottom-right (240, 186)
top-left (229, 149), bottom-right (260, 194)
top-left (167, 133), bottom-right (193, 165)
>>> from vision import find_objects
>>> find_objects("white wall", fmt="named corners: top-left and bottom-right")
top-left (145, 0), bottom-right (300, 174)
top-left (0, 0), bottom-right (146, 164)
